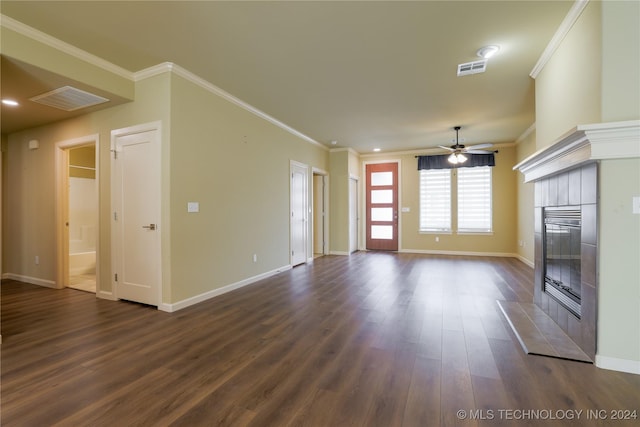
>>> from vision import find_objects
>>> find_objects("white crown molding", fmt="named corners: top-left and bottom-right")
top-left (0, 14), bottom-right (134, 80)
top-left (530, 0), bottom-right (590, 79)
top-left (330, 147), bottom-right (361, 156)
top-left (513, 120), bottom-right (640, 182)
top-left (516, 123), bottom-right (536, 144)
top-left (134, 62), bottom-right (327, 151)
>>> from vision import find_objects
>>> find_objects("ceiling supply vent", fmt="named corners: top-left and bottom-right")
top-left (29, 86), bottom-right (109, 111)
top-left (457, 59), bottom-right (488, 76)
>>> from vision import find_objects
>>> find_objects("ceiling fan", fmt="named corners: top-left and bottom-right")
top-left (439, 126), bottom-right (494, 164)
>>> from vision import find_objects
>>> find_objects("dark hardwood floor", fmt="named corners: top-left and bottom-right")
top-left (2, 252), bottom-right (639, 426)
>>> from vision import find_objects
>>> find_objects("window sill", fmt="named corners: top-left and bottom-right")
top-left (419, 230), bottom-right (453, 235)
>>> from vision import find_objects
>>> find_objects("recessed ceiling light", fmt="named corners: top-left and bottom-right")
top-left (2, 99), bottom-right (19, 107)
top-left (476, 45), bottom-right (500, 59)
top-left (373, 148), bottom-right (381, 152)
top-left (330, 140), bottom-right (338, 145)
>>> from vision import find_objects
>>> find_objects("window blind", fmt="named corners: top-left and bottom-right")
top-left (419, 169), bottom-right (451, 232)
top-left (457, 166), bottom-right (492, 232)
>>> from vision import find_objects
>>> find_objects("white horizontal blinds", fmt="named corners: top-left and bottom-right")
top-left (458, 166), bottom-right (492, 232)
top-left (419, 169), bottom-right (451, 231)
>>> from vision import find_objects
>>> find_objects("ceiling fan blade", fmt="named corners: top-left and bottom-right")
top-left (465, 143), bottom-right (493, 150)
top-left (438, 145), bottom-right (455, 151)
top-left (466, 149), bottom-right (494, 154)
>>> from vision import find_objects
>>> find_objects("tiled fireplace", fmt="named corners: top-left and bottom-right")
top-left (515, 120), bottom-right (640, 362)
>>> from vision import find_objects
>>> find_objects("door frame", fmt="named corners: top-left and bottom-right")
top-left (55, 134), bottom-right (100, 292)
top-left (290, 160), bottom-right (309, 266)
top-left (312, 168), bottom-right (329, 258)
top-left (362, 159), bottom-right (402, 251)
top-left (349, 175), bottom-right (359, 253)
top-left (111, 121), bottom-right (163, 306)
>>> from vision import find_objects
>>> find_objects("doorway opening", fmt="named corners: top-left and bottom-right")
top-left (312, 169), bottom-right (329, 258)
top-left (56, 136), bottom-right (99, 293)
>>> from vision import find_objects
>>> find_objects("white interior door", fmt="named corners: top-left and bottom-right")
top-left (290, 162), bottom-right (308, 266)
top-left (112, 125), bottom-right (161, 306)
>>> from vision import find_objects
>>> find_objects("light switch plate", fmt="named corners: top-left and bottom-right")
top-left (633, 196), bottom-right (640, 214)
top-left (187, 202), bottom-right (199, 213)
top-left (401, 207), bottom-right (410, 213)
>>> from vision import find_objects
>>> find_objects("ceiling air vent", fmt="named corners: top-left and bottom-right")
top-left (30, 86), bottom-right (109, 111)
top-left (457, 59), bottom-right (487, 77)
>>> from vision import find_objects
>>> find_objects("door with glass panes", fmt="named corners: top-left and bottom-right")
top-left (365, 163), bottom-right (398, 251)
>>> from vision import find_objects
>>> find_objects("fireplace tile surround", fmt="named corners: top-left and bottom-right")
top-left (514, 120), bottom-right (640, 363)
top-left (534, 162), bottom-right (598, 359)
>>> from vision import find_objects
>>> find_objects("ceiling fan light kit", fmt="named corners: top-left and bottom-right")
top-left (441, 126), bottom-right (494, 164)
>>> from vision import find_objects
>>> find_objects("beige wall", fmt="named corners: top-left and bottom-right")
top-left (533, 0), bottom-right (640, 369)
top-left (361, 145), bottom-right (518, 256)
top-left (329, 150), bottom-right (351, 254)
top-left (167, 73), bottom-right (328, 302)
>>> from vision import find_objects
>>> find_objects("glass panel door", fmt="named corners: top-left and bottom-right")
top-left (366, 163), bottom-right (398, 251)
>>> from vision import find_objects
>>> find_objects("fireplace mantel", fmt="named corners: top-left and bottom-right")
top-left (514, 120), bottom-right (640, 182)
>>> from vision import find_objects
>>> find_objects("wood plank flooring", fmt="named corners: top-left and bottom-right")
top-left (2, 252), bottom-right (639, 426)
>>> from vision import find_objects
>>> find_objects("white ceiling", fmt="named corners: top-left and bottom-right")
top-left (0, 1), bottom-right (574, 153)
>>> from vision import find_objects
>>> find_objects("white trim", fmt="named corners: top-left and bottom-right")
top-left (514, 254), bottom-right (535, 269)
top-left (530, 0), bottom-right (590, 78)
top-left (514, 120), bottom-right (640, 182)
top-left (516, 123), bottom-right (536, 144)
top-left (2, 273), bottom-right (57, 288)
top-left (290, 160), bottom-right (309, 266)
top-left (159, 265), bottom-right (292, 312)
top-left (0, 14), bottom-right (133, 80)
top-left (595, 354), bottom-right (640, 375)
top-left (329, 251), bottom-right (351, 256)
top-left (97, 290), bottom-right (117, 301)
top-left (399, 249), bottom-right (521, 259)
top-left (330, 147), bottom-right (360, 156)
top-left (135, 62), bottom-right (326, 150)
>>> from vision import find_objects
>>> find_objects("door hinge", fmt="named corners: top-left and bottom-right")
top-left (111, 149), bottom-right (118, 159)
top-left (114, 273), bottom-right (118, 282)
top-left (114, 212), bottom-right (118, 221)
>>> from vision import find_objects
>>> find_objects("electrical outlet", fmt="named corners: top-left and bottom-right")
top-left (35, 255), bottom-right (39, 265)
top-left (633, 196), bottom-right (640, 214)
top-left (253, 254), bottom-right (257, 263)
top-left (435, 236), bottom-right (439, 242)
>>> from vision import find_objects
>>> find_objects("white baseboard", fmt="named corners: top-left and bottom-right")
top-left (2, 273), bottom-right (57, 288)
top-left (514, 254), bottom-right (535, 268)
top-left (159, 264), bottom-right (292, 312)
top-left (595, 355), bottom-right (640, 375)
top-left (329, 251), bottom-right (351, 256)
top-left (399, 249), bottom-right (520, 259)
top-left (97, 290), bottom-right (117, 301)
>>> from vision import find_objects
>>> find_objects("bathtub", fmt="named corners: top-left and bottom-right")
top-left (69, 251), bottom-right (96, 276)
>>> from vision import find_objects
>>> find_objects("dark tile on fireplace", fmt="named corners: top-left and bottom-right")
top-left (582, 204), bottom-right (597, 245)
top-left (557, 172), bottom-right (569, 206)
top-left (569, 167), bottom-right (581, 205)
top-left (548, 175), bottom-right (558, 206)
top-left (498, 301), bottom-right (592, 363)
top-left (548, 297), bottom-right (558, 323)
top-left (556, 305), bottom-right (568, 331)
top-left (581, 243), bottom-right (597, 286)
top-left (581, 162), bottom-right (598, 204)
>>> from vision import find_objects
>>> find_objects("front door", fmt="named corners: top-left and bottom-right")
top-left (112, 124), bottom-right (161, 306)
top-left (366, 163), bottom-right (398, 251)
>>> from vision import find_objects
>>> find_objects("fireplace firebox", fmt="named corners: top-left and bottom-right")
top-left (544, 207), bottom-right (581, 318)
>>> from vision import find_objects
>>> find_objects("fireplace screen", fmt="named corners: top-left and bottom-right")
top-left (544, 207), bottom-right (581, 318)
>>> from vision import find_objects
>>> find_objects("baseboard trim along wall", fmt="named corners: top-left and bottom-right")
top-left (159, 264), bottom-right (293, 313)
top-left (596, 355), bottom-right (640, 375)
top-left (399, 249), bottom-right (523, 260)
top-left (1, 273), bottom-right (57, 288)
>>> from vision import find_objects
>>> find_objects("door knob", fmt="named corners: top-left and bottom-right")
top-left (142, 224), bottom-right (156, 230)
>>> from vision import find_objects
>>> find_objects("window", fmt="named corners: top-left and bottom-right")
top-left (419, 169), bottom-right (451, 232)
top-left (419, 166), bottom-right (492, 233)
top-left (458, 166), bottom-right (492, 233)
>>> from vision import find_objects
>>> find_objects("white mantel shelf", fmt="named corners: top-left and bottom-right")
top-left (514, 120), bottom-right (640, 182)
